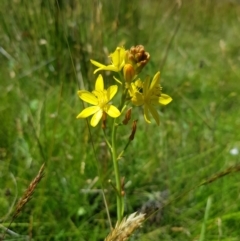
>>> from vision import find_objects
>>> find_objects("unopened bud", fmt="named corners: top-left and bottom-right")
top-left (122, 108), bottom-right (132, 125)
top-left (123, 64), bottom-right (135, 83)
top-left (126, 45), bottom-right (150, 74)
top-left (129, 120), bottom-right (137, 141)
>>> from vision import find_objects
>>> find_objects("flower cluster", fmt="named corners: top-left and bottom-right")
top-left (77, 45), bottom-right (172, 127)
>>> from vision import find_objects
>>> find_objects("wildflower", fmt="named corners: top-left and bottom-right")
top-left (77, 75), bottom-right (121, 127)
top-left (129, 71), bottom-right (172, 125)
top-left (90, 47), bottom-right (126, 74)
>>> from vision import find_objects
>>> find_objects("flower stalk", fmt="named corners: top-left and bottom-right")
top-left (111, 119), bottom-right (124, 221)
top-left (76, 45), bottom-right (172, 225)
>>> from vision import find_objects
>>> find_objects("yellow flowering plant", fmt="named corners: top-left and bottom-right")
top-left (77, 45), bottom-right (172, 224)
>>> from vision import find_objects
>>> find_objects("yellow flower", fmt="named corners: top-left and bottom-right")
top-left (77, 75), bottom-right (121, 127)
top-left (90, 47), bottom-right (126, 74)
top-left (129, 72), bottom-right (172, 125)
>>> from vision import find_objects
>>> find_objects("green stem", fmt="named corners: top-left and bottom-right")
top-left (110, 72), bottom-right (128, 222)
top-left (102, 129), bottom-right (111, 150)
top-left (111, 119), bottom-right (123, 221)
top-left (117, 139), bottom-right (131, 160)
top-left (118, 72), bottom-right (127, 112)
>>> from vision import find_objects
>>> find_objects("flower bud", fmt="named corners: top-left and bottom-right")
top-left (123, 64), bottom-right (135, 83)
top-left (129, 120), bottom-right (137, 141)
top-left (122, 108), bottom-right (132, 125)
top-left (126, 45), bottom-right (150, 74)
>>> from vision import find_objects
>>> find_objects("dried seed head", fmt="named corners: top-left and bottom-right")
top-left (105, 212), bottom-right (145, 241)
top-left (13, 163), bottom-right (45, 219)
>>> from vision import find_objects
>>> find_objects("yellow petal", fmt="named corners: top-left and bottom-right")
top-left (149, 72), bottom-right (160, 92)
top-left (95, 74), bottom-right (104, 91)
top-left (78, 90), bottom-right (98, 105)
top-left (105, 104), bottom-right (121, 118)
top-left (90, 59), bottom-right (118, 74)
top-left (110, 47), bottom-right (126, 70)
top-left (90, 109), bottom-right (103, 127)
top-left (128, 84), bottom-right (134, 96)
top-left (159, 94), bottom-right (172, 105)
top-left (148, 104), bottom-right (160, 125)
top-left (131, 92), bottom-right (144, 106)
top-left (106, 85), bottom-right (118, 101)
top-left (93, 65), bottom-right (119, 74)
top-left (143, 76), bottom-right (150, 96)
top-left (90, 59), bottom-right (106, 68)
top-left (143, 104), bottom-right (151, 123)
top-left (76, 106), bottom-right (100, 118)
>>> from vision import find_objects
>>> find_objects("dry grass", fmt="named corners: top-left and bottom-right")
top-left (1, 163), bottom-right (45, 240)
top-left (13, 163), bottom-right (45, 219)
top-left (104, 212), bottom-right (145, 241)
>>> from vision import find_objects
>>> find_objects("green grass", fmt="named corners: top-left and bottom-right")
top-left (1, 0), bottom-right (240, 240)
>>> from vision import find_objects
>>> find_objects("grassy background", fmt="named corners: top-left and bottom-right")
top-left (0, 0), bottom-right (240, 240)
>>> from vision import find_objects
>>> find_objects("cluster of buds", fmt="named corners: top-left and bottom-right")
top-left (126, 45), bottom-right (150, 74)
top-left (124, 45), bottom-right (150, 83)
